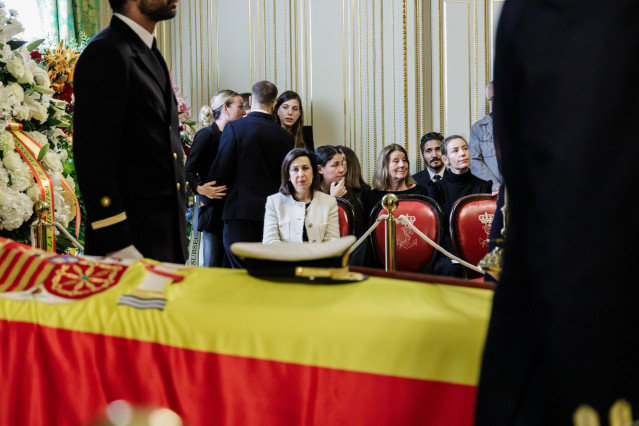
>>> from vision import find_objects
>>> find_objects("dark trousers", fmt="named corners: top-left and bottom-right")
top-left (433, 254), bottom-right (464, 278)
top-left (223, 219), bottom-right (264, 269)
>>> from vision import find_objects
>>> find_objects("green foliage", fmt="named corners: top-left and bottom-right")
top-left (64, 32), bottom-right (90, 53)
top-left (37, 143), bottom-right (49, 161)
top-left (26, 39), bottom-right (45, 51)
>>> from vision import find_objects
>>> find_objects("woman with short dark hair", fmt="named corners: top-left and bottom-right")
top-left (263, 148), bottom-right (340, 244)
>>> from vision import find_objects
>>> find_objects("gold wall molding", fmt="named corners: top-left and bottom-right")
top-left (432, 0), bottom-right (503, 140)
top-left (402, 0), bottom-right (408, 151)
top-left (333, 0), bottom-right (433, 180)
top-left (153, 0), bottom-right (497, 181)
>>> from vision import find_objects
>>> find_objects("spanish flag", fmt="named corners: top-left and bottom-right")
top-left (0, 237), bottom-right (57, 292)
top-left (0, 238), bottom-right (493, 425)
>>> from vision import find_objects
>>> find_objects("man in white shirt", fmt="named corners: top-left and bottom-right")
top-left (74, 0), bottom-right (187, 263)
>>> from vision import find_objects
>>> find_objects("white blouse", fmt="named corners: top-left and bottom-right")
top-left (262, 191), bottom-right (340, 244)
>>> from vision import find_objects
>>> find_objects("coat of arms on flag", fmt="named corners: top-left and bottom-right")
top-left (0, 237), bottom-right (127, 301)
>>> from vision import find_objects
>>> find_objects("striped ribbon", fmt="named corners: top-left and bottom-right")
top-left (8, 122), bottom-right (82, 246)
top-left (10, 127), bottom-right (56, 252)
top-left (56, 171), bottom-right (81, 238)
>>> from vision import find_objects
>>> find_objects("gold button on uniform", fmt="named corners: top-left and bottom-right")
top-left (100, 196), bottom-right (111, 207)
top-left (173, 153), bottom-right (178, 160)
top-left (308, 223), bottom-right (313, 228)
top-left (176, 182), bottom-right (181, 190)
top-left (169, 125), bottom-right (172, 131)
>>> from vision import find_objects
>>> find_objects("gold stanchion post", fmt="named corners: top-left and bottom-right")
top-left (33, 200), bottom-right (51, 251)
top-left (381, 194), bottom-right (398, 272)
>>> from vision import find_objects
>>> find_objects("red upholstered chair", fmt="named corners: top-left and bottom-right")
top-left (449, 193), bottom-right (498, 278)
top-left (369, 195), bottom-right (443, 272)
top-left (336, 197), bottom-right (356, 237)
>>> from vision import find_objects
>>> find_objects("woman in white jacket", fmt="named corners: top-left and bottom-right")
top-left (263, 148), bottom-right (340, 244)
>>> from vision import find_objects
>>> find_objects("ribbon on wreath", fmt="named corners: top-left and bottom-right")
top-left (56, 171), bottom-right (81, 238)
top-left (7, 122), bottom-right (82, 241)
top-left (9, 123), bottom-right (56, 252)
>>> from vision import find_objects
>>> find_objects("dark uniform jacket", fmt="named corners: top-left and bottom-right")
top-left (73, 16), bottom-right (187, 263)
top-left (206, 112), bottom-right (294, 222)
top-left (476, 0), bottom-right (639, 423)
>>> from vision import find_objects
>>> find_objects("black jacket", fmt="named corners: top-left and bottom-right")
top-left (73, 16), bottom-right (187, 262)
top-left (476, 0), bottom-right (639, 423)
top-left (185, 123), bottom-right (225, 232)
top-left (207, 112), bottom-right (294, 222)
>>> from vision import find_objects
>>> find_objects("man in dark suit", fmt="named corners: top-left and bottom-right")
top-left (207, 81), bottom-right (294, 268)
top-left (412, 132), bottom-right (447, 188)
top-left (476, 1), bottom-right (639, 423)
top-left (73, 0), bottom-right (187, 263)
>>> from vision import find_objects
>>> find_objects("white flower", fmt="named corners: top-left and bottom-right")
top-left (33, 67), bottom-right (51, 88)
top-left (2, 149), bottom-right (23, 171)
top-left (9, 82), bottom-right (24, 102)
top-left (0, 186), bottom-right (34, 231)
top-left (54, 189), bottom-right (71, 228)
top-left (0, 163), bottom-right (9, 186)
top-left (31, 104), bottom-right (48, 123)
top-left (64, 174), bottom-right (75, 191)
top-left (49, 127), bottom-right (66, 141)
top-left (23, 92), bottom-right (49, 123)
top-left (26, 183), bottom-right (41, 202)
top-left (41, 151), bottom-right (63, 173)
top-left (14, 105), bottom-right (31, 121)
top-left (1, 150), bottom-right (32, 192)
top-left (10, 169), bottom-right (32, 192)
top-left (5, 58), bottom-right (25, 81)
top-left (0, 84), bottom-right (21, 109)
top-left (0, 18), bottom-right (24, 44)
top-left (0, 43), bottom-right (14, 62)
top-left (0, 130), bottom-right (14, 151)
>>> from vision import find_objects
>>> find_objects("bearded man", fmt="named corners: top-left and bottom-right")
top-left (412, 132), bottom-right (447, 188)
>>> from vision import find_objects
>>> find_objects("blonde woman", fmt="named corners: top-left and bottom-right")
top-left (360, 144), bottom-right (429, 217)
top-left (185, 90), bottom-right (245, 266)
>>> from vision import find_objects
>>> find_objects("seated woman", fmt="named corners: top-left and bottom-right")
top-left (315, 145), bottom-right (347, 198)
top-left (273, 91), bottom-right (311, 149)
top-left (263, 148), bottom-right (340, 244)
top-left (329, 145), bottom-right (370, 238)
top-left (429, 135), bottom-right (492, 277)
top-left (360, 144), bottom-right (429, 218)
top-left (337, 145), bottom-right (371, 197)
top-left (185, 89), bottom-right (245, 267)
